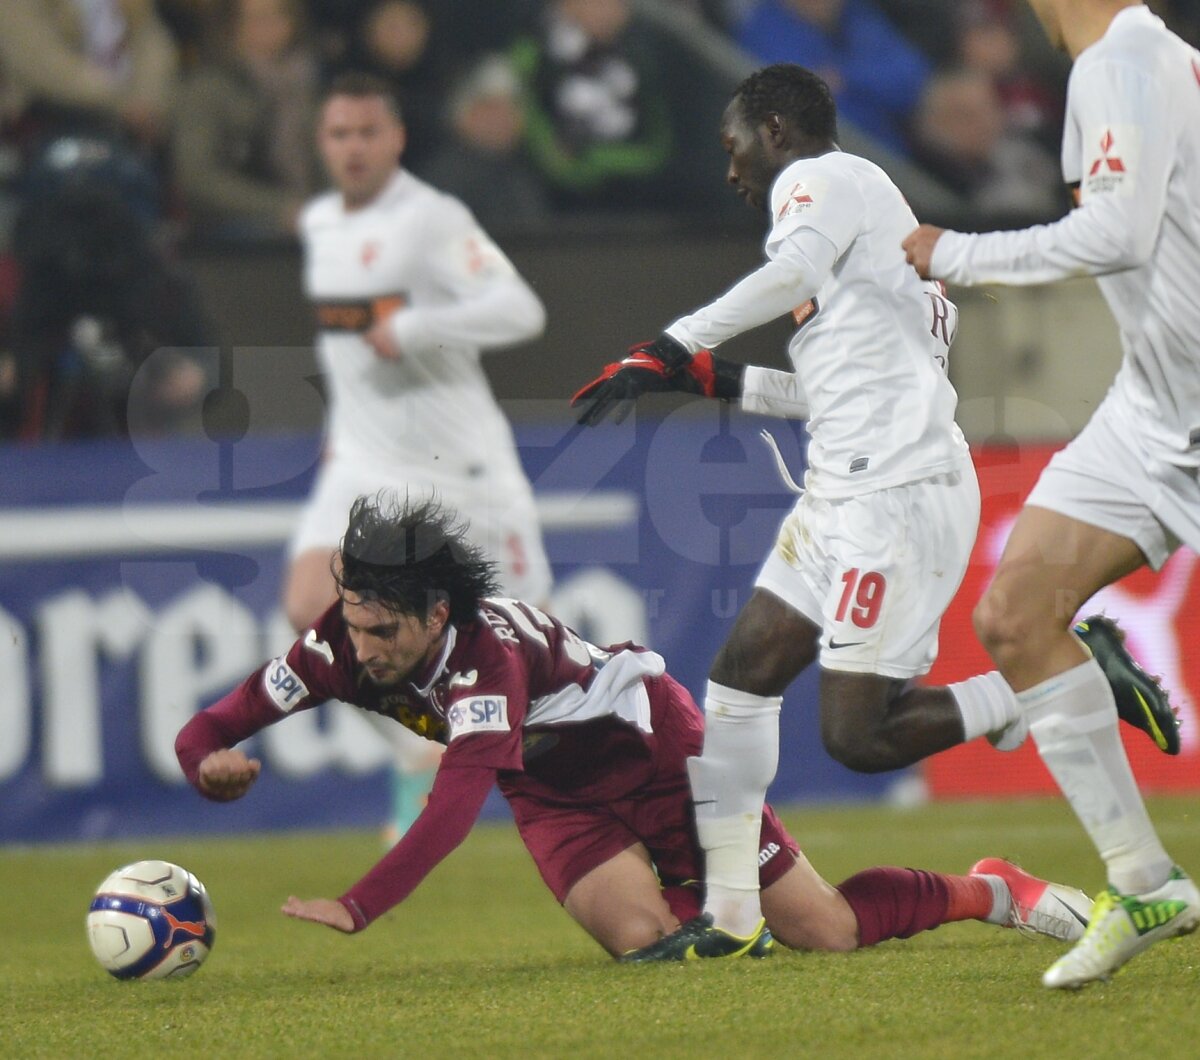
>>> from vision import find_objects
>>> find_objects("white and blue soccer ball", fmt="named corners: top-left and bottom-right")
top-left (86, 860), bottom-right (216, 980)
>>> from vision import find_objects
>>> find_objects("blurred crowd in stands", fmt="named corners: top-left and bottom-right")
top-left (0, 0), bottom-right (1197, 440)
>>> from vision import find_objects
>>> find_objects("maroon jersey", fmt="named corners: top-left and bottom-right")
top-left (175, 597), bottom-right (670, 928)
top-left (179, 597), bottom-right (666, 782)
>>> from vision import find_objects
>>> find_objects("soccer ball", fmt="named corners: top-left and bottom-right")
top-left (86, 860), bottom-right (216, 980)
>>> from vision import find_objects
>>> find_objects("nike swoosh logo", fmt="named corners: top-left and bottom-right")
top-left (448, 670), bottom-right (478, 690)
top-left (303, 629), bottom-right (335, 665)
top-left (1050, 894), bottom-right (1089, 927)
top-left (827, 638), bottom-right (864, 650)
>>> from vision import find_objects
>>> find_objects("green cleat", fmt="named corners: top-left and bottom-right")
top-left (1042, 867), bottom-right (1200, 989)
top-left (1074, 615), bottom-right (1181, 755)
top-left (619, 914), bottom-right (773, 963)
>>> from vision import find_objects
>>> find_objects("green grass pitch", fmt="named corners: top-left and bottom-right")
top-left (3, 797), bottom-right (1200, 1059)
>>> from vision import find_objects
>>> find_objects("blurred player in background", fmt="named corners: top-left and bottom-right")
top-left (903, 0), bottom-right (1200, 988)
top-left (177, 494), bottom-right (1092, 958)
top-left (572, 62), bottom-right (1175, 971)
top-left (284, 72), bottom-right (552, 842)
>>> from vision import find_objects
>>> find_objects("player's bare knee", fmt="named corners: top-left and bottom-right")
top-left (821, 722), bottom-right (893, 773)
top-left (972, 589), bottom-right (1003, 652)
top-left (283, 590), bottom-right (320, 634)
top-left (765, 913), bottom-right (854, 951)
top-left (710, 637), bottom-right (786, 694)
top-left (815, 901), bottom-right (861, 951)
top-left (819, 675), bottom-right (896, 771)
top-left (283, 550), bottom-right (339, 632)
top-left (820, 932), bottom-right (858, 953)
top-left (824, 919), bottom-right (860, 952)
top-left (766, 898), bottom-right (858, 952)
top-left (973, 588), bottom-right (1038, 667)
top-left (710, 595), bottom-right (815, 695)
top-left (798, 923), bottom-right (859, 953)
top-left (603, 910), bottom-right (678, 958)
top-left (284, 570), bottom-right (338, 633)
top-left (710, 629), bottom-right (806, 696)
top-left (820, 701), bottom-right (898, 772)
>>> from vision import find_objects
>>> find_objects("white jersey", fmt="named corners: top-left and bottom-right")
top-left (931, 5), bottom-right (1200, 467)
top-left (667, 151), bottom-right (968, 498)
top-left (301, 169), bottom-right (546, 486)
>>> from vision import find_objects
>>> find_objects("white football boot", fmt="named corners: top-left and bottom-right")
top-left (970, 857), bottom-right (1091, 942)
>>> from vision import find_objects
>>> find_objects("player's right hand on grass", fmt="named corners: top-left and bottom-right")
top-left (282, 896), bottom-right (356, 933)
top-left (197, 748), bottom-right (261, 802)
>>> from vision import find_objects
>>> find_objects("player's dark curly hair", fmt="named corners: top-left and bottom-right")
top-left (734, 63), bottom-right (838, 143)
top-left (335, 493), bottom-right (499, 624)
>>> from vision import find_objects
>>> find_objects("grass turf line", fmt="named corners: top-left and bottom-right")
top-left (3, 797), bottom-right (1199, 1058)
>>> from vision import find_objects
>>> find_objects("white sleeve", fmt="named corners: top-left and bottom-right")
top-left (664, 230), bottom-right (837, 352)
top-left (930, 57), bottom-right (1171, 286)
top-left (387, 207), bottom-right (546, 355)
top-left (740, 365), bottom-right (809, 419)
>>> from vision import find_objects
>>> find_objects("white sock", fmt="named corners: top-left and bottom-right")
top-left (689, 681), bottom-right (782, 936)
top-left (1023, 659), bottom-right (1173, 895)
top-left (974, 873), bottom-right (1013, 925)
top-left (948, 670), bottom-right (1020, 742)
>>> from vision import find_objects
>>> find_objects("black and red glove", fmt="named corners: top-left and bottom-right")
top-left (572, 335), bottom-right (744, 426)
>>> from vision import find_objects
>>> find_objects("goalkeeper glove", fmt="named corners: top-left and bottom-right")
top-left (572, 335), bottom-right (744, 426)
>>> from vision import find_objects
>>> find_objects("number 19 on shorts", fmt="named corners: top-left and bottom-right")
top-left (835, 568), bottom-right (887, 629)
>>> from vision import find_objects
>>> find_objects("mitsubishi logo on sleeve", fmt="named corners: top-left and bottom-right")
top-left (1088, 130), bottom-right (1126, 176)
top-left (776, 182), bottom-right (814, 220)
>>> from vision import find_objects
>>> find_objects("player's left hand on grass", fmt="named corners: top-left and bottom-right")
top-left (282, 896), bottom-right (356, 933)
top-left (572, 334), bottom-right (743, 426)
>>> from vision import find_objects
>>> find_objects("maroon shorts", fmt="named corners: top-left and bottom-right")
top-left (503, 673), bottom-right (800, 919)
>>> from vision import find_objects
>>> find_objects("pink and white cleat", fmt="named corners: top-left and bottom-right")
top-left (971, 857), bottom-right (1091, 942)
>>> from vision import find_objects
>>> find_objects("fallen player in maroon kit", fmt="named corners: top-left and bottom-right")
top-left (176, 494), bottom-right (1090, 959)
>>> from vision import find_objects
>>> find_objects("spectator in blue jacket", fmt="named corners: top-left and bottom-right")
top-left (735, 0), bottom-right (929, 156)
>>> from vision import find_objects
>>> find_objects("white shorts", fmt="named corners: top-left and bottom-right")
top-left (755, 459), bottom-right (980, 679)
top-left (289, 455), bottom-right (554, 603)
top-left (1026, 399), bottom-right (1197, 571)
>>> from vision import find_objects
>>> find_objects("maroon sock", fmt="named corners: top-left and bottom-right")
top-left (837, 867), bottom-right (959, 948)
